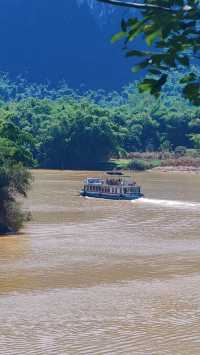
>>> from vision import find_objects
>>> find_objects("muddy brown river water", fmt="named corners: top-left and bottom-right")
top-left (1, 170), bottom-right (200, 354)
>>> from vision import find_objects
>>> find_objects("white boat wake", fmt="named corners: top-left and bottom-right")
top-left (85, 195), bottom-right (200, 210)
top-left (132, 198), bottom-right (200, 209)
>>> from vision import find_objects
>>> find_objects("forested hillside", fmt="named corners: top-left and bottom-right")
top-left (1, 71), bottom-right (200, 170)
top-left (0, 0), bottom-right (132, 89)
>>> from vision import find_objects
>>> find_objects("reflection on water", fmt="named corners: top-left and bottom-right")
top-left (0, 170), bottom-right (200, 354)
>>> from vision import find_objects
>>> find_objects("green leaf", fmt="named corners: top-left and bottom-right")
top-left (139, 78), bottom-right (157, 92)
top-left (138, 75), bottom-right (167, 96)
top-left (131, 60), bottom-right (149, 73)
top-left (126, 50), bottom-right (148, 57)
top-left (111, 31), bottom-right (126, 43)
top-left (146, 30), bottom-right (162, 46)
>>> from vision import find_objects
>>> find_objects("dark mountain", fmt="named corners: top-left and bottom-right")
top-left (0, 0), bottom-right (136, 90)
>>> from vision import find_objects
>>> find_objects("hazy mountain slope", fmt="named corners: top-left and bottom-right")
top-left (0, 0), bottom-right (133, 89)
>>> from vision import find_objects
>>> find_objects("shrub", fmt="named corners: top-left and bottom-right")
top-left (128, 159), bottom-right (153, 171)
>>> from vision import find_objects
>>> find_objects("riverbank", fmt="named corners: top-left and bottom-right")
top-left (110, 151), bottom-right (200, 173)
top-left (152, 165), bottom-right (200, 173)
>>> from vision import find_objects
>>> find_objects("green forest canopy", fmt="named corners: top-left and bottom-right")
top-left (0, 70), bottom-right (200, 170)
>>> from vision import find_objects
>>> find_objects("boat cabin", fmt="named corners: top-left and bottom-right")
top-left (81, 177), bottom-right (142, 199)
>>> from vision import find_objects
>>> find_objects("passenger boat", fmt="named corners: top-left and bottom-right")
top-left (80, 176), bottom-right (143, 200)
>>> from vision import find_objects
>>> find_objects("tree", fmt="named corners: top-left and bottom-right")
top-left (0, 111), bottom-right (33, 234)
top-left (0, 118), bottom-right (36, 167)
top-left (0, 161), bottom-right (32, 234)
top-left (97, 0), bottom-right (200, 104)
top-left (38, 99), bottom-right (118, 169)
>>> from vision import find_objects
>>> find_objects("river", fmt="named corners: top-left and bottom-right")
top-left (0, 170), bottom-right (200, 354)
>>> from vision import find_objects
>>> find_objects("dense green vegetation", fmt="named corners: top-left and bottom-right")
top-left (0, 163), bottom-right (31, 234)
top-left (0, 126), bottom-right (32, 234)
top-left (0, 71), bottom-right (200, 171)
top-left (0, 94), bottom-right (34, 234)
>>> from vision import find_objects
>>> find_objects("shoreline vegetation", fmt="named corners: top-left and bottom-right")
top-left (0, 163), bottom-right (32, 235)
top-left (111, 149), bottom-right (200, 173)
top-left (1, 70), bottom-right (200, 173)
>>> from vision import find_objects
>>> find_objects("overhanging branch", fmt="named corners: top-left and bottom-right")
top-left (97, 0), bottom-right (171, 11)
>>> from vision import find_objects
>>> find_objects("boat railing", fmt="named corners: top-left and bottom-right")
top-left (85, 177), bottom-right (137, 187)
top-left (105, 178), bottom-right (136, 186)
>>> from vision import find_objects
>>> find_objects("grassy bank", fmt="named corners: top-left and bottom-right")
top-left (110, 149), bottom-right (200, 172)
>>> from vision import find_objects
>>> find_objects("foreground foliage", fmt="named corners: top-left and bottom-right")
top-left (99, 0), bottom-right (200, 104)
top-left (0, 112), bottom-right (33, 234)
